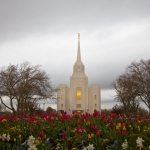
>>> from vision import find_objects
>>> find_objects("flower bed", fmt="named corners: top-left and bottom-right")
top-left (0, 112), bottom-right (150, 150)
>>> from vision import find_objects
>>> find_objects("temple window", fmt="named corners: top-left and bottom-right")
top-left (61, 104), bottom-right (63, 108)
top-left (94, 95), bottom-right (97, 100)
top-left (76, 89), bottom-right (82, 100)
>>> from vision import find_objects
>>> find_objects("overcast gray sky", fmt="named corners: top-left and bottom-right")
top-left (0, 0), bottom-right (150, 106)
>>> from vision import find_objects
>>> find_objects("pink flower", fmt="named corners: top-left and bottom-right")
top-left (62, 133), bottom-right (67, 139)
top-left (30, 128), bottom-right (33, 132)
top-left (116, 129), bottom-right (121, 134)
top-left (122, 122), bottom-right (126, 127)
top-left (123, 130), bottom-right (127, 136)
top-left (76, 127), bottom-right (82, 133)
top-left (36, 120), bottom-right (39, 125)
top-left (103, 118), bottom-right (107, 123)
top-left (24, 114), bottom-right (28, 118)
top-left (96, 131), bottom-right (101, 137)
top-left (39, 130), bottom-right (43, 137)
top-left (77, 134), bottom-right (82, 139)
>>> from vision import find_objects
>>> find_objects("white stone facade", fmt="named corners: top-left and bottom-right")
top-left (57, 35), bottom-right (101, 114)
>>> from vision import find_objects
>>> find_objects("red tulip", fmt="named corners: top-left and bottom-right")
top-left (96, 131), bottom-right (101, 137)
top-left (62, 133), bottom-right (67, 139)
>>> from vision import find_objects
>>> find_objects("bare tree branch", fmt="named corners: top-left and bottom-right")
top-left (111, 59), bottom-right (150, 116)
top-left (0, 61), bottom-right (56, 115)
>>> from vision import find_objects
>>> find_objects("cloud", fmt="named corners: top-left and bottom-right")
top-left (1, 0), bottom-right (150, 41)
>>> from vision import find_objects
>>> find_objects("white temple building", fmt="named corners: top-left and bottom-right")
top-left (57, 34), bottom-right (101, 114)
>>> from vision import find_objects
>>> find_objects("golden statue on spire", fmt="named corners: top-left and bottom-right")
top-left (78, 33), bottom-right (80, 39)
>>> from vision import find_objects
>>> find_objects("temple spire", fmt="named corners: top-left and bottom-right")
top-left (77, 33), bottom-right (81, 62)
top-left (73, 33), bottom-right (85, 74)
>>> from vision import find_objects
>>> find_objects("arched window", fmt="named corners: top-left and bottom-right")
top-left (76, 89), bottom-right (82, 100)
top-left (61, 95), bottom-right (63, 100)
top-left (95, 104), bottom-right (97, 108)
top-left (94, 95), bottom-right (97, 100)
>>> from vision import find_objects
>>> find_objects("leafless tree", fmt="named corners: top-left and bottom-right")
top-left (112, 59), bottom-right (150, 116)
top-left (0, 62), bottom-right (56, 115)
top-left (111, 73), bottom-right (140, 116)
top-left (126, 59), bottom-right (150, 115)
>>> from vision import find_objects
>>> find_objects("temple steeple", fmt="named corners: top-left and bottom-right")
top-left (77, 33), bottom-right (81, 62)
top-left (73, 34), bottom-right (85, 74)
